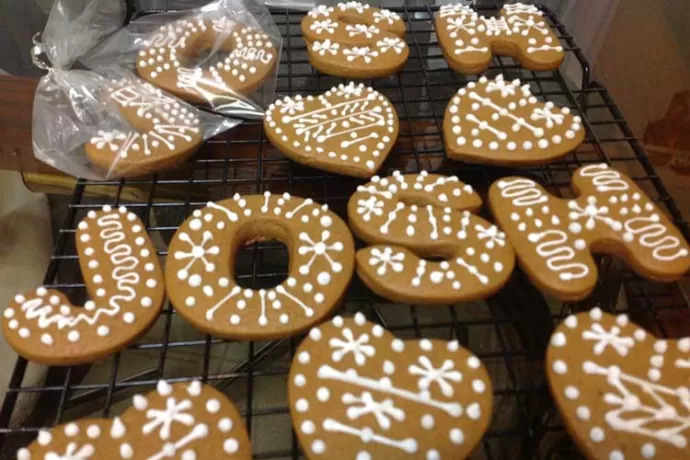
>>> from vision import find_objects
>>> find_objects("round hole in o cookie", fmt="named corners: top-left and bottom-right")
top-left (233, 220), bottom-right (290, 290)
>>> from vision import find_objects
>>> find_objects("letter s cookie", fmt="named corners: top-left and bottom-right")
top-left (2, 206), bottom-right (164, 365)
top-left (348, 171), bottom-right (515, 304)
top-left (489, 163), bottom-right (690, 300)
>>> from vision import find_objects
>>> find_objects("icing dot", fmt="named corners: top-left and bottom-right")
top-left (590, 427), bottom-right (604, 442)
top-left (654, 340), bottom-right (667, 353)
top-left (466, 402), bottom-right (481, 420)
top-left (181, 451), bottom-right (196, 460)
top-left (383, 360), bottom-right (395, 374)
top-left (472, 379), bottom-right (486, 393)
top-left (450, 428), bottom-right (464, 444)
top-left (17, 449), bottom-right (31, 460)
top-left (420, 339), bottom-right (433, 351)
top-left (467, 356), bottom-right (480, 369)
top-left (68, 330), bottom-right (80, 342)
top-left (553, 360), bottom-right (567, 374)
top-left (551, 332), bottom-right (566, 347)
top-left (65, 423), bottom-right (79, 436)
top-left (309, 328), bottom-right (322, 341)
top-left (206, 399), bottom-right (221, 413)
top-left (576, 406), bottom-right (590, 420)
top-left (317, 387), bottom-right (330, 402)
top-left (301, 420), bottom-right (315, 434)
top-left (123, 312), bottom-right (136, 323)
top-left (87, 424), bottom-right (101, 438)
top-left (294, 374), bottom-right (306, 386)
top-left (392, 339), bottom-right (404, 352)
top-left (41, 333), bottom-right (53, 345)
top-left (317, 272), bottom-right (331, 286)
top-left (565, 386), bottom-right (579, 400)
top-left (223, 439), bottom-right (239, 454)
top-left (298, 351), bottom-right (310, 364)
top-left (120, 443), bottom-right (133, 459)
top-left (141, 297), bottom-right (153, 308)
top-left (295, 398), bottom-right (309, 412)
top-left (37, 430), bottom-right (52, 445)
top-left (97, 325), bottom-right (109, 336)
top-left (426, 449), bottom-right (440, 460)
top-left (312, 440), bottom-right (326, 454)
top-left (564, 315), bottom-right (578, 328)
top-left (609, 450), bottom-right (624, 460)
top-left (641, 443), bottom-right (656, 458)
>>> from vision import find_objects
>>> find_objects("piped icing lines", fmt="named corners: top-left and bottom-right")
top-left (302, 2), bottom-right (408, 77)
top-left (85, 79), bottom-right (203, 173)
top-left (443, 75), bottom-right (584, 165)
top-left (17, 380), bottom-right (251, 460)
top-left (289, 314), bottom-right (493, 459)
top-left (434, 3), bottom-right (564, 73)
top-left (489, 163), bottom-right (690, 301)
top-left (165, 193), bottom-right (355, 339)
top-left (546, 309), bottom-right (690, 460)
top-left (347, 171), bottom-right (516, 304)
top-left (2, 206), bottom-right (164, 365)
top-left (264, 82), bottom-right (399, 178)
top-left (137, 17), bottom-right (276, 102)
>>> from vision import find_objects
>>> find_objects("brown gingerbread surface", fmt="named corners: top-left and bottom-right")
top-left (302, 2), bottom-right (408, 78)
top-left (546, 309), bottom-right (690, 460)
top-left (289, 313), bottom-right (493, 459)
top-left (489, 163), bottom-right (690, 301)
top-left (443, 75), bottom-right (585, 165)
top-left (434, 3), bottom-right (564, 74)
top-left (264, 82), bottom-right (399, 178)
top-left (347, 171), bottom-right (515, 304)
top-left (137, 17), bottom-right (276, 104)
top-left (165, 193), bottom-right (355, 339)
top-left (17, 380), bottom-right (250, 460)
top-left (2, 205), bottom-right (164, 365)
top-left (84, 80), bottom-right (203, 177)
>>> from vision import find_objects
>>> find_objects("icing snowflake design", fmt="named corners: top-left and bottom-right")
top-left (567, 196), bottom-right (623, 232)
top-left (475, 224), bottom-right (506, 249)
top-left (346, 23), bottom-right (380, 38)
top-left (369, 247), bottom-right (405, 275)
top-left (51, 443), bottom-right (95, 458)
top-left (279, 98), bottom-right (305, 115)
top-left (174, 231), bottom-right (219, 284)
top-left (343, 392), bottom-right (404, 429)
top-left (91, 130), bottom-right (128, 151)
top-left (343, 46), bottom-right (378, 63)
top-left (339, 1), bottom-right (367, 14)
top-left (143, 397), bottom-right (194, 439)
top-left (582, 322), bottom-right (636, 356)
top-left (329, 327), bottom-right (375, 365)
top-left (311, 19), bottom-right (338, 34)
top-left (308, 4), bottom-right (333, 17)
top-left (312, 39), bottom-right (340, 56)
top-left (298, 230), bottom-right (345, 275)
top-left (486, 77), bottom-right (517, 98)
top-left (340, 82), bottom-right (365, 98)
top-left (377, 37), bottom-right (405, 54)
top-left (356, 196), bottom-right (385, 221)
top-left (531, 104), bottom-right (565, 128)
top-left (409, 356), bottom-right (463, 397)
top-left (373, 9), bottom-right (400, 25)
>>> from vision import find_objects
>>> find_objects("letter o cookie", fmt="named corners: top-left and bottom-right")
top-left (17, 380), bottom-right (250, 460)
top-left (435, 3), bottom-right (564, 74)
top-left (85, 80), bottom-right (203, 176)
top-left (348, 171), bottom-right (516, 304)
top-left (165, 193), bottom-right (355, 339)
top-left (2, 206), bottom-right (164, 365)
top-left (489, 163), bottom-right (690, 300)
top-left (303, 2), bottom-right (408, 78)
top-left (137, 17), bottom-right (277, 103)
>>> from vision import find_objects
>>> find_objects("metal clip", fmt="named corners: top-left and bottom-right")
top-left (31, 32), bottom-right (51, 70)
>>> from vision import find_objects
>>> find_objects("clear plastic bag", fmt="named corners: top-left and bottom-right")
top-left (32, 0), bottom-right (239, 180)
top-left (82, 0), bottom-right (283, 119)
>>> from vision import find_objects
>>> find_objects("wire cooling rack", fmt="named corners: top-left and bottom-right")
top-left (1, 1), bottom-right (689, 459)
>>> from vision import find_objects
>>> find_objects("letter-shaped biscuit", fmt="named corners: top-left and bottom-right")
top-left (2, 206), bottom-right (164, 365)
top-left (435, 3), bottom-right (564, 74)
top-left (137, 17), bottom-right (277, 103)
top-left (302, 2), bottom-right (408, 78)
top-left (17, 380), bottom-right (250, 459)
top-left (165, 193), bottom-right (355, 339)
top-left (348, 171), bottom-right (516, 304)
top-left (489, 164), bottom-right (690, 300)
top-left (84, 80), bottom-right (203, 176)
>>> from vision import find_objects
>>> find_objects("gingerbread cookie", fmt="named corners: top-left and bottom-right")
top-left (302, 2), bottom-right (408, 78)
top-left (547, 308), bottom-right (690, 460)
top-left (137, 17), bottom-right (277, 103)
top-left (489, 163), bottom-right (690, 301)
top-left (435, 3), bottom-right (564, 74)
top-left (264, 82), bottom-right (399, 178)
top-left (165, 193), bottom-right (355, 339)
top-left (85, 79), bottom-right (203, 177)
top-left (443, 75), bottom-right (585, 165)
top-left (2, 206), bottom-right (164, 365)
top-left (347, 171), bottom-right (515, 304)
top-left (17, 380), bottom-right (250, 459)
top-left (289, 313), bottom-right (493, 459)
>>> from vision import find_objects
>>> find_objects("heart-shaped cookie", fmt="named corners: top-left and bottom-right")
top-left (264, 82), bottom-right (399, 178)
top-left (17, 380), bottom-right (250, 459)
top-left (546, 308), bottom-right (690, 460)
top-left (2, 205), bottom-right (164, 365)
top-left (443, 75), bottom-right (585, 165)
top-left (289, 313), bottom-right (493, 459)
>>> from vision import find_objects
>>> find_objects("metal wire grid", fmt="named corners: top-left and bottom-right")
top-left (1, 2), bottom-right (689, 459)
